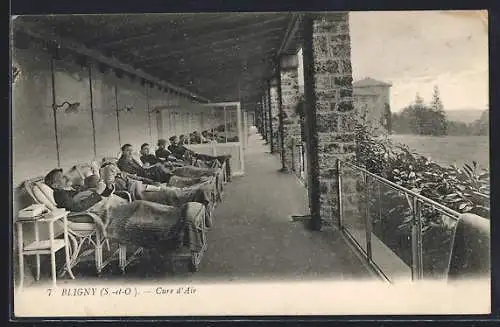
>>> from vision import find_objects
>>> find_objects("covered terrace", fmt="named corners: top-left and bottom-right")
top-left (12, 12), bottom-right (487, 291)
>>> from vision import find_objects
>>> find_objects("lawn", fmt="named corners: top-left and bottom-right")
top-left (389, 134), bottom-right (490, 170)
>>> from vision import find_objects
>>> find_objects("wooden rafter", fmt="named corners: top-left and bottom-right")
top-left (141, 45), bottom-right (278, 70)
top-left (92, 14), bottom-right (242, 48)
top-left (133, 31), bottom-right (284, 65)
top-left (136, 16), bottom-right (289, 54)
top-left (14, 19), bottom-right (210, 102)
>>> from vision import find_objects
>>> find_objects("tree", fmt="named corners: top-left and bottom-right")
top-left (430, 85), bottom-right (447, 136)
top-left (382, 103), bottom-right (392, 134)
top-left (415, 92), bottom-right (424, 105)
top-left (412, 93), bottom-right (427, 135)
top-left (430, 85), bottom-right (444, 112)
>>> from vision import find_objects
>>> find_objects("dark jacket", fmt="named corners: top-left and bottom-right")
top-left (118, 155), bottom-right (171, 183)
top-left (168, 145), bottom-right (188, 159)
top-left (117, 155), bottom-right (146, 176)
top-left (53, 187), bottom-right (112, 212)
top-left (167, 144), bottom-right (177, 153)
top-left (155, 148), bottom-right (172, 161)
top-left (140, 154), bottom-right (159, 165)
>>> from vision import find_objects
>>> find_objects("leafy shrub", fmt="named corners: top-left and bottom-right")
top-left (351, 111), bottom-right (490, 278)
top-left (353, 111), bottom-right (490, 218)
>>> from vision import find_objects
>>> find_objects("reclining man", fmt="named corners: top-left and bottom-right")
top-left (118, 143), bottom-right (172, 183)
top-left (167, 136), bottom-right (189, 160)
top-left (45, 168), bottom-right (208, 250)
top-left (100, 161), bottom-right (213, 208)
top-left (139, 143), bottom-right (160, 166)
top-left (154, 139), bottom-right (185, 167)
top-left (44, 167), bottom-right (128, 235)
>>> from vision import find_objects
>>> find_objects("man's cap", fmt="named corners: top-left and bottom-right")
top-left (157, 139), bottom-right (167, 146)
top-left (44, 168), bottom-right (63, 185)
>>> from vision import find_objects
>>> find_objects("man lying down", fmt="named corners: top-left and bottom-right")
top-left (44, 168), bottom-right (207, 251)
top-left (100, 163), bottom-right (216, 206)
top-left (101, 160), bottom-right (222, 203)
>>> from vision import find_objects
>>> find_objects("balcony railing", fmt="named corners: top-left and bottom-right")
top-left (291, 141), bottom-right (306, 182)
top-left (337, 159), bottom-right (463, 283)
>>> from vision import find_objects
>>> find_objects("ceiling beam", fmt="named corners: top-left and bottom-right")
top-left (277, 13), bottom-right (302, 57)
top-left (141, 45), bottom-right (278, 70)
top-left (188, 73), bottom-right (271, 94)
top-left (153, 56), bottom-right (273, 80)
top-left (136, 17), bottom-right (289, 54)
top-left (137, 39), bottom-right (281, 68)
top-left (82, 14), bottom-right (205, 45)
top-left (14, 19), bottom-right (211, 103)
top-left (133, 31), bottom-right (284, 65)
top-left (91, 14), bottom-right (243, 48)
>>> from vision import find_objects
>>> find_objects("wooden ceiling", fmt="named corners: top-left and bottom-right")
top-left (13, 13), bottom-right (302, 105)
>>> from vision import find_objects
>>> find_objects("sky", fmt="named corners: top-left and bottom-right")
top-left (349, 10), bottom-right (488, 112)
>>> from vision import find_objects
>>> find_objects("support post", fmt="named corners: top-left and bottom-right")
top-left (276, 58), bottom-right (287, 172)
top-left (87, 62), bottom-right (97, 158)
top-left (266, 80), bottom-right (274, 153)
top-left (49, 56), bottom-right (61, 167)
top-left (302, 15), bottom-right (321, 231)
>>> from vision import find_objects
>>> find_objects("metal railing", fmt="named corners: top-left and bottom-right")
top-left (337, 159), bottom-right (461, 283)
top-left (291, 141), bottom-right (305, 181)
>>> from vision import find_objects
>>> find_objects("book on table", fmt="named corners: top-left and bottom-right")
top-left (17, 204), bottom-right (48, 220)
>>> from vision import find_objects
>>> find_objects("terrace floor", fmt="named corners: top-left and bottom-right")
top-left (19, 129), bottom-right (375, 288)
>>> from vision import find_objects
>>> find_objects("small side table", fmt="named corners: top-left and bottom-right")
top-left (16, 208), bottom-right (75, 290)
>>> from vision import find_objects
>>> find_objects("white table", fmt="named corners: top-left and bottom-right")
top-left (16, 209), bottom-right (75, 289)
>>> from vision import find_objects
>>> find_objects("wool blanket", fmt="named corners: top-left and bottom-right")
top-left (83, 195), bottom-right (206, 252)
top-left (106, 200), bottom-right (205, 252)
top-left (171, 166), bottom-right (218, 178)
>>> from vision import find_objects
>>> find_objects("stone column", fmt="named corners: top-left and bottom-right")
top-left (263, 92), bottom-right (269, 143)
top-left (279, 54), bottom-right (302, 172)
top-left (302, 12), bottom-right (356, 230)
top-left (262, 92), bottom-right (268, 144)
top-left (266, 81), bottom-right (274, 152)
top-left (269, 80), bottom-right (280, 154)
top-left (259, 98), bottom-right (265, 138)
top-left (255, 99), bottom-right (262, 136)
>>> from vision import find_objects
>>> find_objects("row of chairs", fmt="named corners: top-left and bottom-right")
top-left (21, 154), bottom-right (229, 281)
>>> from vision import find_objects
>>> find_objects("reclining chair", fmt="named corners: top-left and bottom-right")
top-left (22, 173), bottom-right (132, 277)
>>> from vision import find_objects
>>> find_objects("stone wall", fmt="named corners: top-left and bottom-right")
top-left (311, 13), bottom-right (357, 227)
top-left (262, 91), bottom-right (270, 143)
top-left (280, 67), bottom-right (302, 172)
top-left (269, 84), bottom-right (280, 154)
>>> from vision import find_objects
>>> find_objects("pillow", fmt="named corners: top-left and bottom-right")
top-left (32, 182), bottom-right (58, 211)
top-left (65, 169), bottom-right (84, 188)
top-left (100, 164), bottom-right (120, 185)
top-left (74, 162), bottom-right (100, 179)
top-left (102, 157), bottom-right (118, 166)
top-left (84, 174), bottom-right (100, 189)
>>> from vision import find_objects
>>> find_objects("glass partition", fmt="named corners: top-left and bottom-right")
top-left (187, 102), bottom-right (245, 176)
top-left (338, 160), bottom-right (461, 283)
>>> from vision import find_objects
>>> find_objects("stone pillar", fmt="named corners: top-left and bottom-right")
top-left (266, 81), bottom-right (274, 152)
top-left (269, 80), bottom-right (280, 154)
top-left (279, 54), bottom-right (302, 172)
top-left (262, 91), bottom-right (269, 144)
top-left (259, 98), bottom-right (265, 138)
top-left (302, 12), bottom-right (356, 230)
top-left (263, 92), bottom-right (270, 143)
top-left (255, 99), bottom-right (262, 136)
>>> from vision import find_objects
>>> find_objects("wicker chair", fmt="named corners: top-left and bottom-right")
top-left (22, 176), bottom-right (131, 276)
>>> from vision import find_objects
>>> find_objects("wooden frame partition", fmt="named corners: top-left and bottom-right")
top-left (196, 102), bottom-right (245, 177)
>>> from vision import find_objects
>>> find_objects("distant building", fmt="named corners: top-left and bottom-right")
top-left (353, 77), bottom-right (392, 133)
